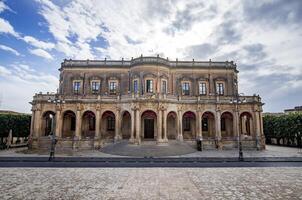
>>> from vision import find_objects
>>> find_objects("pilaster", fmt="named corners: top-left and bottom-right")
top-left (75, 106), bottom-right (82, 139)
top-left (135, 107), bottom-right (141, 144)
top-left (129, 108), bottom-right (135, 143)
top-left (95, 107), bottom-right (101, 139)
top-left (55, 107), bottom-right (62, 138)
top-left (177, 110), bottom-right (183, 141)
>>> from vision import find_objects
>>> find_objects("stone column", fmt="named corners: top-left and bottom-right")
top-left (157, 109), bottom-right (162, 142)
top-left (216, 110), bottom-right (222, 149)
top-left (177, 110), bottom-right (183, 141)
top-left (233, 110), bottom-right (239, 138)
top-left (114, 109), bottom-right (121, 141)
top-left (197, 110), bottom-right (202, 138)
top-left (135, 108), bottom-right (141, 144)
top-left (34, 109), bottom-right (41, 138)
top-left (129, 108), bottom-right (135, 143)
top-left (95, 109), bottom-right (101, 139)
top-left (163, 109), bottom-right (168, 142)
top-left (76, 110), bottom-right (82, 139)
top-left (55, 109), bottom-right (62, 137)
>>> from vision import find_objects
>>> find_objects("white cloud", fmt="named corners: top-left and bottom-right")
top-left (0, 65), bottom-right (12, 76)
top-left (0, 0), bottom-right (298, 112)
top-left (0, 64), bottom-right (58, 113)
top-left (0, 18), bottom-right (19, 37)
top-left (29, 48), bottom-right (53, 60)
top-left (0, 1), bottom-right (12, 13)
top-left (23, 36), bottom-right (55, 50)
top-left (0, 44), bottom-right (20, 56)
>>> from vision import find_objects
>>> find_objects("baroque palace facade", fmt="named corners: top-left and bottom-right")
top-left (29, 56), bottom-right (265, 150)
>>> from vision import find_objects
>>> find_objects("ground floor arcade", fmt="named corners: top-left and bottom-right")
top-left (30, 103), bottom-right (265, 150)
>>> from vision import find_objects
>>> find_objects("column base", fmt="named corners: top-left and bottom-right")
top-left (114, 135), bottom-right (122, 143)
top-left (94, 137), bottom-right (103, 149)
top-left (157, 138), bottom-right (168, 145)
top-left (72, 136), bottom-right (80, 150)
top-left (129, 137), bottom-right (136, 144)
top-left (177, 135), bottom-right (183, 142)
top-left (216, 138), bottom-right (223, 150)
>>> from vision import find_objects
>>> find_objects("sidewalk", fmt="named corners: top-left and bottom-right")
top-left (0, 144), bottom-right (301, 159)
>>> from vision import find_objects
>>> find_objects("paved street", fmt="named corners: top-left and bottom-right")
top-left (0, 167), bottom-right (301, 200)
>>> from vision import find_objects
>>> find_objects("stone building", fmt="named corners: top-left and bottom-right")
top-left (29, 56), bottom-right (265, 150)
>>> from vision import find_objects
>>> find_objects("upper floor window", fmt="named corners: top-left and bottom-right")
top-left (73, 81), bottom-right (81, 94)
top-left (216, 82), bottom-right (224, 95)
top-left (182, 82), bottom-right (190, 96)
top-left (146, 79), bottom-right (153, 93)
top-left (91, 81), bottom-right (100, 94)
top-left (109, 81), bottom-right (117, 95)
top-left (162, 80), bottom-right (167, 94)
top-left (199, 82), bottom-right (207, 95)
top-left (133, 80), bottom-right (138, 94)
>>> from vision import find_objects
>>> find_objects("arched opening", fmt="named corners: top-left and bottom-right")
top-left (62, 110), bottom-right (76, 138)
top-left (101, 111), bottom-right (115, 140)
top-left (167, 111), bottom-right (177, 139)
top-left (121, 111), bottom-right (131, 139)
top-left (182, 111), bottom-right (196, 140)
top-left (141, 110), bottom-right (157, 139)
top-left (202, 112), bottom-right (215, 138)
top-left (82, 111), bottom-right (96, 139)
top-left (42, 111), bottom-right (55, 136)
top-left (221, 112), bottom-right (234, 138)
top-left (240, 112), bottom-right (253, 136)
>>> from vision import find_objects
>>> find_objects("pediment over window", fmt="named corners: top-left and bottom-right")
top-left (197, 76), bottom-right (209, 81)
top-left (179, 76), bottom-right (193, 82)
top-left (71, 75), bottom-right (84, 80)
top-left (143, 73), bottom-right (157, 79)
top-left (107, 75), bottom-right (120, 81)
top-left (89, 76), bottom-right (102, 81)
top-left (160, 74), bottom-right (168, 79)
top-left (131, 73), bottom-right (140, 79)
top-left (213, 77), bottom-right (227, 82)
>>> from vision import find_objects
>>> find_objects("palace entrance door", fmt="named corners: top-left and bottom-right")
top-left (144, 119), bottom-right (154, 139)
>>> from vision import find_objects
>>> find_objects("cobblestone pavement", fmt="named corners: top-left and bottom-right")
top-left (0, 167), bottom-right (301, 200)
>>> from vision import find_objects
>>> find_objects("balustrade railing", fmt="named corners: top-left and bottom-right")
top-left (33, 93), bottom-right (261, 104)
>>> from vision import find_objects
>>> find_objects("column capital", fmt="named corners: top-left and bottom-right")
top-left (55, 104), bottom-right (62, 111)
top-left (76, 103), bottom-right (83, 111)
top-left (96, 104), bottom-right (101, 111)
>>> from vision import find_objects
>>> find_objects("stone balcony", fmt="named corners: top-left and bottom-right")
top-left (32, 92), bottom-right (262, 105)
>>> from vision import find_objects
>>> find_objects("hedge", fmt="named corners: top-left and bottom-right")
top-left (263, 113), bottom-right (302, 147)
top-left (0, 114), bottom-right (31, 138)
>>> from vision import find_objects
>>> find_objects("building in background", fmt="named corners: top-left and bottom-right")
top-left (284, 106), bottom-right (302, 114)
top-left (30, 56), bottom-right (265, 150)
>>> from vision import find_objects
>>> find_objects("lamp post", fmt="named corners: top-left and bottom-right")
top-left (47, 94), bottom-right (65, 161)
top-left (230, 88), bottom-right (245, 161)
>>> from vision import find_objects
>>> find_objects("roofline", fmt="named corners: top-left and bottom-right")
top-left (60, 56), bottom-right (238, 72)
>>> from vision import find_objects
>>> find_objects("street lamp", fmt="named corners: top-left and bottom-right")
top-left (47, 94), bottom-right (65, 161)
top-left (230, 86), bottom-right (245, 161)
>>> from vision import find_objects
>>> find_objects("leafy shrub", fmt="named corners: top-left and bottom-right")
top-left (0, 114), bottom-right (31, 138)
top-left (263, 113), bottom-right (302, 147)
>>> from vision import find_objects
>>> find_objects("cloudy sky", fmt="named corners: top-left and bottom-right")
top-left (0, 0), bottom-right (301, 113)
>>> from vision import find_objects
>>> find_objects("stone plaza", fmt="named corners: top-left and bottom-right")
top-left (0, 167), bottom-right (301, 200)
